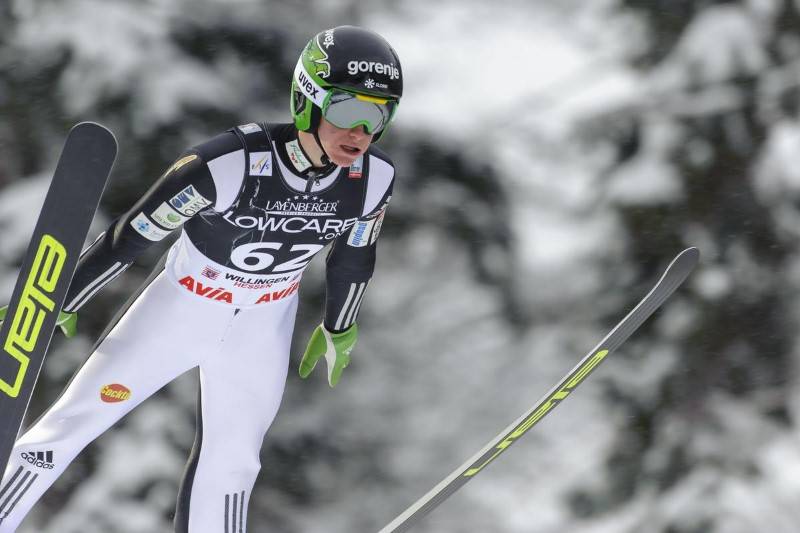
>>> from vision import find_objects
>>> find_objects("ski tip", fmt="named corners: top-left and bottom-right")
top-left (67, 122), bottom-right (118, 160)
top-left (664, 246), bottom-right (700, 281)
top-left (70, 121), bottom-right (117, 142)
top-left (679, 246), bottom-right (700, 263)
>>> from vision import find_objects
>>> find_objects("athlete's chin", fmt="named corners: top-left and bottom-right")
top-left (329, 151), bottom-right (361, 167)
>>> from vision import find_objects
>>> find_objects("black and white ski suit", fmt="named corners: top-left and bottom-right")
top-left (0, 122), bottom-right (394, 532)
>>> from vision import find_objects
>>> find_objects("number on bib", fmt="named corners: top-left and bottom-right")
top-left (230, 242), bottom-right (324, 273)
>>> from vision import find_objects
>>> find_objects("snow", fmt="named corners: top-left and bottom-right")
top-left (756, 122), bottom-right (800, 196)
top-left (2, 0), bottom-right (800, 532)
top-left (650, 5), bottom-right (770, 89)
top-left (0, 171), bottom-right (109, 303)
top-left (13, 0), bottom-right (240, 133)
top-left (373, 0), bottom-right (637, 140)
top-left (0, 173), bottom-right (51, 264)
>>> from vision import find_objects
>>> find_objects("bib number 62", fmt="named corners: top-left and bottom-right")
top-left (230, 242), bottom-right (324, 273)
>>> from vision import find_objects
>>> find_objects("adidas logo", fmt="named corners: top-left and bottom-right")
top-left (20, 450), bottom-right (55, 469)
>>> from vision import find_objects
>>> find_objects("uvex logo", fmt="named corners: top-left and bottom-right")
top-left (298, 71), bottom-right (320, 100)
top-left (322, 29), bottom-right (335, 49)
top-left (100, 383), bottom-right (131, 403)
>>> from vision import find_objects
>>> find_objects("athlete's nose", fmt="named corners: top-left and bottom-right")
top-left (348, 126), bottom-right (370, 140)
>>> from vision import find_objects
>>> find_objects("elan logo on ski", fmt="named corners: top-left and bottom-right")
top-left (1, 235), bottom-right (67, 399)
top-left (0, 122), bottom-right (117, 477)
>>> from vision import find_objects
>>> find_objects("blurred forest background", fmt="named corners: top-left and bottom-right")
top-left (2, 0), bottom-right (800, 532)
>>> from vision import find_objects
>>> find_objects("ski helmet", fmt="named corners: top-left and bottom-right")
top-left (291, 26), bottom-right (403, 142)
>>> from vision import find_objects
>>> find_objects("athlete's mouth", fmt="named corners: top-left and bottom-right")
top-left (341, 145), bottom-right (361, 155)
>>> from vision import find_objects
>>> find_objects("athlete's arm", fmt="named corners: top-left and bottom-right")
top-left (299, 149), bottom-right (394, 386)
top-left (300, 201), bottom-right (390, 387)
top-left (323, 149), bottom-right (394, 332)
top-left (62, 131), bottom-right (243, 313)
top-left (323, 203), bottom-right (391, 332)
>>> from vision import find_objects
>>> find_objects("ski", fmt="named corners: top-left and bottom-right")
top-left (0, 122), bottom-right (117, 474)
top-left (377, 247), bottom-right (700, 533)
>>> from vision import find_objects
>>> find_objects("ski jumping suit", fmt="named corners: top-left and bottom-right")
top-left (0, 122), bottom-right (394, 532)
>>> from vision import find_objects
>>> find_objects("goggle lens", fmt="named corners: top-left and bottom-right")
top-left (323, 91), bottom-right (397, 134)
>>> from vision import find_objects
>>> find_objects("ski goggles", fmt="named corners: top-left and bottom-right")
top-left (321, 89), bottom-right (398, 134)
top-left (295, 60), bottom-right (398, 134)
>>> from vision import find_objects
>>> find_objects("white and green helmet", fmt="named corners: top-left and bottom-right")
top-left (291, 26), bottom-right (403, 142)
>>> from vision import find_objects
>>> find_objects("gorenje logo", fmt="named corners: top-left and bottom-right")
top-left (347, 60), bottom-right (400, 80)
top-left (21, 450), bottom-right (55, 469)
top-left (1, 234), bottom-right (67, 398)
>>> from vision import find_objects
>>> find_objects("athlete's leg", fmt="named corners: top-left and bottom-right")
top-left (0, 274), bottom-right (224, 532)
top-left (175, 296), bottom-right (299, 533)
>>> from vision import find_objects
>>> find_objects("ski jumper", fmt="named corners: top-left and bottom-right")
top-left (0, 122), bottom-right (394, 532)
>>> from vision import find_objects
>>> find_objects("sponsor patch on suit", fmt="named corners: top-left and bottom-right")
top-left (169, 185), bottom-right (212, 216)
top-left (151, 202), bottom-right (189, 230)
top-left (347, 219), bottom-right (376, 247)
top-left (237, 123), bottom-right (262, 135)
top-left (249, 152), bottom-right (272, 177)
top-left (348, 156), bottom-right (364, 179)
top-left (130, 213), bottom-right (170, 241)
top-left (369, 209), bottom-right (386, 244)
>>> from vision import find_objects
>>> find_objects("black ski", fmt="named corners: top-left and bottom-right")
top-left (378, 247), bottom-right (700, 533)
top-left (0, 122), bottom-right (117, 473)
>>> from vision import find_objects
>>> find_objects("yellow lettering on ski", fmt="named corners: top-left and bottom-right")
top-left (1, 235), bottom-right (67, 398)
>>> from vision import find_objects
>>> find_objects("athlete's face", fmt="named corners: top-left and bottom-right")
top-left (317, 117), bottom-right (374, 166)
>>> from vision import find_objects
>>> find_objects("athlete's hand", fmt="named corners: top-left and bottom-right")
top-left (56, 311), bottom-right (78, 338)
top-left (299, 323), bottom-right (358, 388)
top-left (0, 305), bottom-right (78, 338)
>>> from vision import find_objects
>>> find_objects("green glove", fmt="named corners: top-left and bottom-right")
top-left (299, 323), bottom-right (358, 388)
top-left (0, 305), bottom-right (78, 338)
top-left (56, 311), bottom-right (78, 338)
